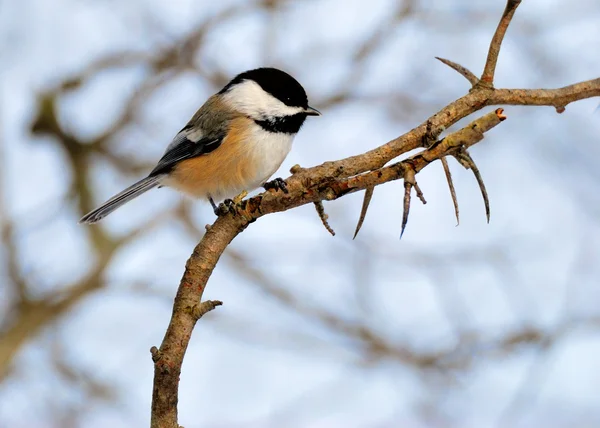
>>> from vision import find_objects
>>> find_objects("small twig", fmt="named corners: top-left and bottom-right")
top-left (422, 119), bottom-right (445, 148)
top-left (480, 0), bottom-right (522, 87)
top-left (190, 300), bottom-right (223, 320)
top-left (454, 149), bottom-right (490, 223)
top-left (353, 186), bottom-right (374, 239)
top-left (440, 157), bottom-right (460, 225)
top-left (150, 346), bottom-right (161, 363)
top-left (435, 57), bottom-right (479, 86)
top-left (313, 201), bottom-right (335, 236)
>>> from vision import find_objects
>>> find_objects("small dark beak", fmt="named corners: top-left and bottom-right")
top-left (304, 106), bottom-right (321, 116)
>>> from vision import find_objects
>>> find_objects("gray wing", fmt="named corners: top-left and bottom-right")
top-left (149, 95), bottom-right (235, 176)
top-left (149, 126), bottom-right (224, 177)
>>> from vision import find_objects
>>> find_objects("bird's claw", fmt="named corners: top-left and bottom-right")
top-left (215, 199), bottom-right (237, 216)
top-left (212, 190), bottom-right (248, 216)
top-left (263, 177), bottom-right (289, 194)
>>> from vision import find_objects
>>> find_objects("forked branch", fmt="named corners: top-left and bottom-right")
top-left (150, 1), bottom-right (600, 426)
top-left (480, 0), bottom-right (522, 87)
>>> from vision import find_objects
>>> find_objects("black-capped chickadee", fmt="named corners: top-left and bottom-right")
top-left (79, 67), bottom-right (320, 224)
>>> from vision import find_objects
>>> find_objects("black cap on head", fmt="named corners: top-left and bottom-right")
top-left (220, 67), bottom-right (309, 109)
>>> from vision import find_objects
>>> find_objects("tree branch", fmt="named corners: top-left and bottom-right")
top-left (480, 0), bottom-right (522, 87)
top-left (490, 80), bottom-right (600, 109)
top-left (150, 75), bottom-right (600, 428)
top-left (151, 220), bottom-right (242, 427)
top-left (149, 2), bottom-right (600, 424)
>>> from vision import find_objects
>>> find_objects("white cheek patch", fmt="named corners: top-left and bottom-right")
top-left (222, 80), bottom-right (305, 119)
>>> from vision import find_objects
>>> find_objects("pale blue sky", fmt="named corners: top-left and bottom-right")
top-left (1, 0), bottom-right (600, 427)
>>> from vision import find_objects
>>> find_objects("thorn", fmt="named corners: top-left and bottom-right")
top-left (441, 157), bottom-right (460, 226)
top-left (454, 149), bottom-right (490, 223)
top-left (471, 161), bottom-right (490, 223)
top-left (314, 201), bottom-right (335, 236)
top-left (400, 165), bottom-right (425, 238)
top-left (401, 180), bottom-right (412, 239)
top-left (353, 186), bottom-right (374, 239)
top-left (435, 56), bottom-right (479, 86)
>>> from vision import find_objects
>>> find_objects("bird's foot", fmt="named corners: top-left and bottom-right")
top-left (215, 199), bottom-right (236, 216)
top-left (263, 177), bottom-right (289, 194)
top-left (211, 191), bottom-right (248, 216)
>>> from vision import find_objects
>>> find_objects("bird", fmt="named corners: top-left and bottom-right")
top-left (79, 67), bottom-right (320, 224)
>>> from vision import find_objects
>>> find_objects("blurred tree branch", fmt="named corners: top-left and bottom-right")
top-left (1, 0), bottom-right (283, 398)
top-left (149, 1), bottom-right (600, 426)
top-left (1, 0), bottom-right (598, 426)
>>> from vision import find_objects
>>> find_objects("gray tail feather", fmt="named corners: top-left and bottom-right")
top-left (79, 175), bottom-right (162, 224)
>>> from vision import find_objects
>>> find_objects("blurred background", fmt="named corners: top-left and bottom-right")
top-left (1, 0), bottom-right (600, 427)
